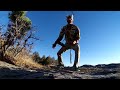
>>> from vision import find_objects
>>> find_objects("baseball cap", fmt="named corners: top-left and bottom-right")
top-left (66, 14), bottom-right (74, 20)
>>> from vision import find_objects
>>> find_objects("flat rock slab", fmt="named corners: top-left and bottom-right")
top-left (0, 61), bottom-right (120, 79)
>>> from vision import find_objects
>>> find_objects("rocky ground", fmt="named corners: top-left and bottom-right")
top-left (0, 61), bottom-right (120, 79)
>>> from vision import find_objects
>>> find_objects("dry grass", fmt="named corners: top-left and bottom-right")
top-left (14, 54), bottom-right (43, 69)
top-left (5, 50), bottom-right (43, 70)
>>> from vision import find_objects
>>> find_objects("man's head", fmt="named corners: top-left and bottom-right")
top-left (66, 14), bottom-right (74, 24)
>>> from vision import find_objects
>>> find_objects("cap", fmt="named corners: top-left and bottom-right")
top-left (66, 14), bottom-right (74, 20)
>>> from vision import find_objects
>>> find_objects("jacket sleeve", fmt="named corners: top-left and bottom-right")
top-left (54, 27), bottom-right (65, 44)
top-left (74, 26), bottom-right (80, 41)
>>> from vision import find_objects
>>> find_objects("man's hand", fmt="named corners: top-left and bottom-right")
top-left (52, 43), bottom-right (56, 48)
top-left (68, 40), bottom-right (78, 45)
top-left (73, 41), bottom-right (77, 44)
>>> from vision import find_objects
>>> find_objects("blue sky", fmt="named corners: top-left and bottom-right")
top-left (0, 11), bottom-right (120, 66)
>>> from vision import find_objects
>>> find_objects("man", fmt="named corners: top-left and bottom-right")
top-left (52, 14), bottom-right (80, 70)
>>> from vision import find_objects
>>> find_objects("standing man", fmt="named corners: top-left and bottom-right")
top-left (52, 14), bottom-right (80, 70)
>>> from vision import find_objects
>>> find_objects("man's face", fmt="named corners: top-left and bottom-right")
top-left (67, 18), bottom-right (73, 24)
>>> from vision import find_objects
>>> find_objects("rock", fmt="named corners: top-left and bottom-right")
top-left (0, 61), bottom-right (120, 79)
top-left (105, 63), bottom-right (120, 69)
top-left (80, 65), bottom-right (94, 68)
top-left (95, 64), bottom-right (106, 68)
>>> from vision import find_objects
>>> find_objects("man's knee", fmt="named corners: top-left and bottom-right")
top-left (76, 44), bottom-right (80, 51)
top-left (57, 52), bottom-right (61, 56)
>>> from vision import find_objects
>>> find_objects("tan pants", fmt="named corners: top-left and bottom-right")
top-left (57, 43), bottom-right (80, 67)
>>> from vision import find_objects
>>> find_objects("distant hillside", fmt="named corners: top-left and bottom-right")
top-left (81, 63), bottom-right (120, 68)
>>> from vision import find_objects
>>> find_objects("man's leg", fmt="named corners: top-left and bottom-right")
top-left (72, 44), bottom-right (80, 68)
top-left (57, 46), bottom-right (68, 66)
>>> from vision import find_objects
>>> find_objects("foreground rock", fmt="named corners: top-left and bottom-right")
top-left (0, 61), bottom-right (120, 79)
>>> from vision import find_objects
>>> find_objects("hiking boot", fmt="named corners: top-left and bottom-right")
top-left (72, 65), bottom-right (80, 71)
top-left (57, 64), bottom-right (64, 69)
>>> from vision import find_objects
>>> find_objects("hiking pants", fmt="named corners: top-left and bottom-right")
top-left (57, 43), bottom-right (80, 67)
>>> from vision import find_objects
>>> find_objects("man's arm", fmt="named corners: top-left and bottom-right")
top-left (52, 27), bottom-right (65, 48)
top-left (74, 26), bottom-right (80, 43)
top-left (52, 36), bottom-right (63, 48)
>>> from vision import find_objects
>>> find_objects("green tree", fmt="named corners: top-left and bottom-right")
top-left (8, 11), bottom-right (32, 39)
top-left (32, 51), bottom-right (41, 63)
top-left (43, 56), bottom-right (52, 65)
top-left (0, 11), bottom-right (41, 61)
top-left (41, 56), bottom-right (58, 65)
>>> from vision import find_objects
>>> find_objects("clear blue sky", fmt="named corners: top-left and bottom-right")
top-left (0, 11), bottom-right (120, 66)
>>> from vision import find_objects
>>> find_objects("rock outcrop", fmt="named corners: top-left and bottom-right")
top-left (0, 61), bottom-right (120, 79)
